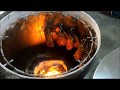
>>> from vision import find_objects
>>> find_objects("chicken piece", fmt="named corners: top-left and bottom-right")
top-left (55, 27), bottom-right (60, 32)
top-left (66, 37), bottom-right (73, 50)
top-left (45, 13), bottom-right (54, 23)
top-left (76, 19), bottom-right (89, 37)
top-left (62, 15), bottom-right (75, 27)
top-left (51, 31), bottom-right (58, 41)
top-left (74, 35), bottom-right (80, 48)
top-left (57, 34), bottom-right (66, 46)
top-left (52, 12), bottom-right (63, 26)
top-left (73, 48), bottom-right (82, 61)
top-left (73, 43), bottom-right (85, 60)
top-left (45, 33), bottom-right (55, 48)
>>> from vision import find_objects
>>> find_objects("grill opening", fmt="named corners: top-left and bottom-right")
top-left (0, 11), bottom-right (97, 78)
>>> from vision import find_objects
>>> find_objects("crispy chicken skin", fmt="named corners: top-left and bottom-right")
top-left (74, 35), bottom-right (80, 48)
top-left (57, 34), bottom-right (66, 46)
top-left (73, 48), bottom-right (82, 60)
top-left (45, 33), bottom-right (55, 48)
top-left (66, 37), bottom-right (73, 50)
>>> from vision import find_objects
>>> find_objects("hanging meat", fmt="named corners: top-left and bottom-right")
top-left (43, 12), bottom-right (89, 61)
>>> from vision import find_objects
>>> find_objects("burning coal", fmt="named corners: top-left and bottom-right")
top-left (34, 60), bottom-right (67, 78)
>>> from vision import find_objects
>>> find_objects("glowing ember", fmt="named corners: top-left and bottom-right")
top-left (34, 60), bottom-right (68, 78)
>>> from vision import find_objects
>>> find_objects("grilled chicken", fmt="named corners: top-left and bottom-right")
top-left (44, 12), bottom-right (88, 61)
top-left (66, 36), bottom-right (74, 50)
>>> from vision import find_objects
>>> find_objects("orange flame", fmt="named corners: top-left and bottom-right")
top-left (34, 60), bottom-right (68, 78)
top-left (21, 13), bottom-right (46, 47)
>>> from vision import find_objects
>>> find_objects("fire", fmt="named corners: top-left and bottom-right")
top-left (34, 60), bottom-right (68, 78)
top-left (21, 13), bottom-right (46, 47)
top-left (36, 13), bottom-right (46, 44)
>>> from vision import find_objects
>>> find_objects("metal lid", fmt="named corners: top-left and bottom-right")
top-left (93, 47), bottom-right (120, 79)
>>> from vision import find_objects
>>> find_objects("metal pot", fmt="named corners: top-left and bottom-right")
top-left (0, 11), bottom-right (101, 79)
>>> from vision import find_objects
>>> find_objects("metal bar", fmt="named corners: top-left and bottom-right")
top-left (4, 59), bottom-right (14, 67)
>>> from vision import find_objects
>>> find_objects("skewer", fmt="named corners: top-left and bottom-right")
top-left (0, 35), bottom-right (8, 40)
top-left (4, 59), bottom-right (14, 67)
